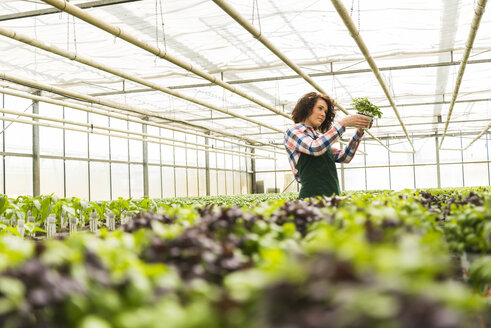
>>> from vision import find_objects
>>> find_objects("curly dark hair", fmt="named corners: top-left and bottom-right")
top-left (291, 92), bottom-right (336, 133)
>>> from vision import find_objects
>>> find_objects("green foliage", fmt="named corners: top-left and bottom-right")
top-left (352, 97), bottom-right (383, 118)
top-left (0, 188), bottom-right (489, 327)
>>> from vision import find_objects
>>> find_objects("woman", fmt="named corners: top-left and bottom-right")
top-left (284, 92), bottom-right (371, 198)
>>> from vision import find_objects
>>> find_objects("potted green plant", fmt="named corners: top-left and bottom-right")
top-left (352, 97), bottom-right (382, 120)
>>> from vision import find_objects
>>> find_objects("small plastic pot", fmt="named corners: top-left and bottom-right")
top-left (356, 112), bottom-right (374, 129)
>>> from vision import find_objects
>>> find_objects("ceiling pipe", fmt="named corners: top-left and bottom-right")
top-left (440, 122), bottom-right (491, 151)
top-left (439, 0), bottom-right (488, 148)
top-left (0, 86), bottom-right (287, 157)
top-left (211, 0), bottom-right (405, 154)
top-left (0, 109), bottom-right (274, 160)
top-left (330, 0), bottom-right (415, 153)
top-left (0, 85), bottom-right (268, 152)
top-left (0, 27), bottom-right (283, 136)
top-left (0, 72), bottom-right (278, 150)
top-left (39, 0), bottom-right (289, 119)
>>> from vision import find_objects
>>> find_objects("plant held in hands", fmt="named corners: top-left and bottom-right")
top-left (352, 97), bottom-right (382, 119)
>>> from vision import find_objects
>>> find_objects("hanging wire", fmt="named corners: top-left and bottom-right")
top-left (155, 0), bottom-right (167, 63)
top-left (66, 11), bottom-right (70, 51)
top-left (349, 0), bottom-right (360, 32)
top-left (159, 0), bottom-right (167, 53)
top-left (72, 15), bottom-right (78, 55)
top-left (358, 0), bottom-right (360, 32)
top-left (155, 0), bottom-right (159, 49)
top-left (251, 0), bottom-right (262, 33)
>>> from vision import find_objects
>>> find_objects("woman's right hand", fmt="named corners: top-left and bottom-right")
top-left (339, 115), bottom-right (371, 128)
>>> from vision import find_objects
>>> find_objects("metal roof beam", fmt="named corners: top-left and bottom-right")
top-left (439, 0), bottom-right (488, 148)
top-left (0, 26), bottom-right (283, 135)
top-left (40, 0), bottom-right (289, 119)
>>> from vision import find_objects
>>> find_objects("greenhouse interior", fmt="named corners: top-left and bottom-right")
top-left (0, 0), bottom-right (490, 327)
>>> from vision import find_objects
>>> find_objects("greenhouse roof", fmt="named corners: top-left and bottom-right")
top-left (0, 0), bottom-right (490, 153)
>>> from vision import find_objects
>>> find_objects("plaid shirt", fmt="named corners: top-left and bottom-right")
top-left (284, 123), bottom-right (364, 182)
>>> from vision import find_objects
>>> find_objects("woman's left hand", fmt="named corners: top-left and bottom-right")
top-left (357, 119), bottom-right (373, 133)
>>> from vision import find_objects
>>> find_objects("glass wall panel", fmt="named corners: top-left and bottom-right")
top-left (186, 135), bottom-right (197, 166)
top-left (89, 134), bottom-right (109, 160)
top-left (216, 141), bottom-right (225, 169)
top-left (40, 126), bottom-right (64, 157)
top-left (217, 171), bottom-right (226, 195)
top-left (247, 174), bottom-right (252, 194)
top-left (4, 121), bottom-right (32, 154)
top-left (160, 130), bottom-right (174, 165)
top-left (110, 118), bottom-right (129, 161)
top-left (65, 108), bottom-right (88, 158)
top-left (365, 142), bottom-right (388, 166)
top-left (197, 150), bottom-right (206, 169)
top-left (175, 168), bottom-right (187, 197)
top-left (243, 173), bottom-right (250, 194)
top-left (130, 164), bottom-right (144, 198)
top-left (256, 172), bottom-right (277, 194)
top-left (129, 122), bottom-right (143, 162)
top-left (162, 144), bottom-right (174, 165)
top-left (234, 172), bottom-right (241, 194)
top-left (366, 167), bottom-right (390, 190)
top-left (210, 170), bottom-right (218, 196)
top-left (174, 132), bottom-right (186, 166)
top-left (198, 169), bottom-right (206, 196)
top-left (439, 136), bottom-right (462, 163)
top-left (390, 166), bottom-right (414, 190)
top-left (415, 165), bottom-right (438, 189)
top-left (226, 171), bottom-right (234, 195)
top-left (344, 168), bottom-right (365, 191)
top-left (89, 113), bottom-right (109, 160)
top-left (162, 166), bottom-right (175, 198)
top-left (5, 156), bottom-right (32, 197)
top-left (463, 163), bottom-right (489, 187)
top-left (414, 137), bottom-right (436, 164)
top-left (40, 158), bottom-right (64, 197)
top-left (148, 165), bottom-right (162, 198)
top-left (39, 103), bottom-right (64, 156)
top-left (187, 168), bottom-right (198, 197)
top-left (90, 162), bottom-right (110, 200)
top-left (208, 147), bottom-right (216, 168)
top-left (65, 160), bottom-right (89, 200)
top-left (4, 95), bottom-right (32, 153)
top-left (233, 154), bottom-right (240, 172)
top-left (463, 137), bottom-right (487, 162)
top-left (345, 141), bottom-right (365, 166)
top-left (239, 148), bottom-right (246, 171)
top-left (225, 153), bottom-right (233, 170)
top-left (440, 164), bottom-right (464, 188)
top-left (0, 159), bottom-right (4, 194)
top-left (147, 126), bottom-right (161, 164)
top-left (111, 163), bottom-right (129, 199)
top-left (386, 138), bottom-right (413, 165)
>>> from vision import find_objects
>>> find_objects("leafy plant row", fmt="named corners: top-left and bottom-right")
top-left (0, 187), bottom-right (490, 327)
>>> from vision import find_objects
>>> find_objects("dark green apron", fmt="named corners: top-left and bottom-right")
top-left (297, 146), bottom-right (341, 198)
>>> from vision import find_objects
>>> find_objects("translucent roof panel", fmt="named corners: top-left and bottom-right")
top-left (0, 0), bottom-right (489, 151)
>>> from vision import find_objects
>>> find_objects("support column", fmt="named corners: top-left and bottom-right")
top-left (251, 146), bottom-right (256, 194)
top-left (205, 132), bottom-right (211, 196)
top-left (435, 133), bottom-right (441, 188)
top-left (32, 94), bottom-right (40, 197)
top-left (142, 117), bottom-right (149, 197)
